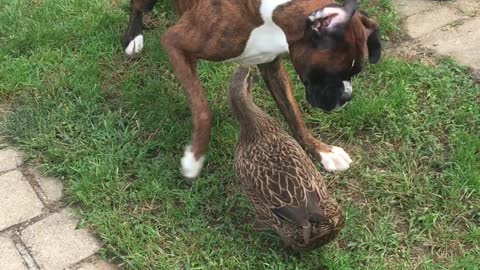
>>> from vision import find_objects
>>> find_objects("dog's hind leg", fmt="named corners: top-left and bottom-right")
top-left (122, 0), bottom-right (158, 56)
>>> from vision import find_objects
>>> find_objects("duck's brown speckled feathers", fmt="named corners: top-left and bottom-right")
top-left (229, 66), bottom-right (345, 251)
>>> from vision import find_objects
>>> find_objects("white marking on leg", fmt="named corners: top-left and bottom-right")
top-left (319, 146), bottom-right (352, 172)
top-left (226, 0), bottom-right (292, 65)
top-left (125, 34), bottom-right (144, 56)
top-left (181, 145), bottom-right (205, 178)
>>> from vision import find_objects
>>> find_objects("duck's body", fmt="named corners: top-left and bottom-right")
top-left (229, 67), bottom-right (345, 251)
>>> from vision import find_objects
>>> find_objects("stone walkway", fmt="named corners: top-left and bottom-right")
top-left (394, 0), bottom-right (480, 71)
top-left (0, 147), bottom-right (116, 270)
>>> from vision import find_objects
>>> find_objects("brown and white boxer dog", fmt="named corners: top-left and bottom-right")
top-left (122, 0), bottom-right (381, 179)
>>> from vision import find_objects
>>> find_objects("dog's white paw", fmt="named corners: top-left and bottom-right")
top-left (125, 34), bottom-right (144, 56)
top-left (319, 146), bottom-right (352, 172)
top-left (181, 145), bottom-right (205, 179)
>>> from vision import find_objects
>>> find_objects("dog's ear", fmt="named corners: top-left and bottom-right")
top-left (305, 0), bottom-right (358, 47)
top-left (359, 10), bottom-right (381, 64)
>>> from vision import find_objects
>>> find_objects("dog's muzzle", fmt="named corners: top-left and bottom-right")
top-left (339, 81), bottom-right (352, 103)
top-left (332, 81), bottom-right (352, 111)
top-left (305, 80), bottom-right (353, 112)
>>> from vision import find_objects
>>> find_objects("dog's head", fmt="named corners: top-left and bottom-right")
top-left (289, 0), bottom-right (381, 112)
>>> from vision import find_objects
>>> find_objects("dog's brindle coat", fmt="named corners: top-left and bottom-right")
top-left (123, 0), bottom-right (381, 178)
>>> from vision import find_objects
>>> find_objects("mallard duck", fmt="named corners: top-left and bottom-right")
top-left (228, 67), bottom-right (345, 251)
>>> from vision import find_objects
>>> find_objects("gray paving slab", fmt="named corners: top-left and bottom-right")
top-left (69, 257), bottom-right (117, 270)
top-left (0, 234), bottom-right (28, 270)
top-left (39, 175), bottom-right (64, 202)
top-left (405, 6), bottom-right (464, 38)
top-left (29, 168), bottom-right (64, 202)
top-left (395, 0), bottom-right (480, 71)
top-left (21, 209), bottom-right (101, 270)
top-left (393, 0), bottom-right (436, 18)
top-left (0, 171), bottom-right (44, 231)
top-left (453, 0), bottom-right (480, 15)
top-left (0, 148), bottom-right (24, 173)
top-left (420, 16), bottom-right (480, 69)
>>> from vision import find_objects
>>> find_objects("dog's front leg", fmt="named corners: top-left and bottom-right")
top-left (258, 58), bottom-right (352, 173)
top-left (122, 0), bottom-right (158, 56)
top-left (162, 33), bottom-right (211, 179)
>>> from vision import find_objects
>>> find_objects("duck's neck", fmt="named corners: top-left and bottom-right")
top-left (228, 85), bottom-right (278, 138)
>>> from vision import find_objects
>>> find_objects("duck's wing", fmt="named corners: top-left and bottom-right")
top-left (235, 135), bottom-right (327, 226)
top-left (271, 191), bottom-right (326, 224)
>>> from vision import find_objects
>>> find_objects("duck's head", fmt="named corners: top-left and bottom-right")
top-left (229, 66), bottom-right (253, 98)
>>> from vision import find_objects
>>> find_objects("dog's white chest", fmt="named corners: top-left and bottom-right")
top-left (227, 0), bottom-right (292, 65)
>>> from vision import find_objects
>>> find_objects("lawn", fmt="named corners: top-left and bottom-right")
top-left (1, 0), bottom-right (479, 269)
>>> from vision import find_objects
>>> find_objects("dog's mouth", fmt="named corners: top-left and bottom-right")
top-left (305, 85), bottom-right (351, 113)
top-left (306, 93), bottom-right (333, 112)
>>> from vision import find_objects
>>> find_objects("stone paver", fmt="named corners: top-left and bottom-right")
top-left (0, 148), bottom-right (24, 173)
top-left (70, 257), bottom-right (117, 270)
top-left (29, 168), bottom-right (64, 202)
top-left (38, 175), bottom-right (64, 202)
top-left (420, 16), bottom-right (480, 69)
top-left (0, 171), bottom-right (44, 231)
top-left (21, 209), bottom-right (101, 270)
top-left (0, 234), bottom-right (28, 270)
top-left (394, 0), bottom-right (436, 18)
top-left (0, 148), bottom-right (116, 269)
top-left (395, 0), bottom-right (480, 70)
top-left (405, 6), bottom-right (464, 38)
top-left (454, 0), bottom-right (480, 15)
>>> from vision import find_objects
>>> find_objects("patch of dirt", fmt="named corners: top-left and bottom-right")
top-left (469, 68), bottom-right (480, 84)
top-left (0, 101), bottom-right (12, 146)
top-left (385, 38), bottom-right (480, 84)
top-left (0, 101), bottom-right (11, 120)
top-left (384, 39), bottom-right (441, 67)
top-left (98, 66), bottom-right (125, 103)
top-left (143, 13), bottom-right (162, 30)
top-left (110, 0), bottom-right (119, 9)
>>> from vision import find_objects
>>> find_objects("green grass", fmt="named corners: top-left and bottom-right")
top-left (1, 0), bottom-right (479, 269)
